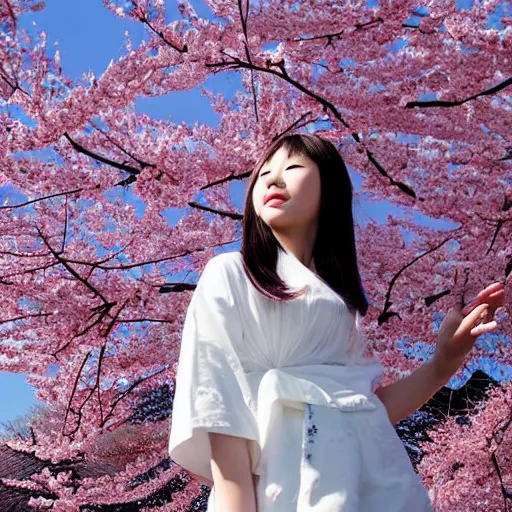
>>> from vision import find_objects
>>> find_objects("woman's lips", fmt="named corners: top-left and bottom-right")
top-left (266, 198), bottom-right (288, 207)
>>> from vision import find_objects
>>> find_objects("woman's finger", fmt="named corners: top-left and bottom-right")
top-left (470, 320), bottom-right (498, 337)
top-left (458, 303), bottom-right (489, 334)
top-left (462, 284), bottom-right (505, 314)
top-left (471, 281), bottom-right (503, 298)
top-left (488, 288), bottom-right (506, 306)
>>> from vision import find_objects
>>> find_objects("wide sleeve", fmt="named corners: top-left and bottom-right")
top-left (168, 255), bottom-right (259, 483)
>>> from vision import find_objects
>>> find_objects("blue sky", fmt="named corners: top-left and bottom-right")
top-left (1, 0), bottom-right (510, 426)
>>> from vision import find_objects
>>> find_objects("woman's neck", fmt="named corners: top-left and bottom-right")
top-left (273, 231), bottom-right (316, 270)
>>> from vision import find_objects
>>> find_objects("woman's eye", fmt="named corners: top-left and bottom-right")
top-left (259, 164), bottom-right (300, 178)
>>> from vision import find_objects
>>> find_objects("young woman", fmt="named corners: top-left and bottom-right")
top-left (168, 134), bottom-right (504, 511)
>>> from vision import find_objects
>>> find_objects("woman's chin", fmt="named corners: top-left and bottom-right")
top-left (262, 216), bottom-right (295, 231)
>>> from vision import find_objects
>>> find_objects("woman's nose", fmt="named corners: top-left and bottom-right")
top-left (266, 173), bottom-right (285, 188)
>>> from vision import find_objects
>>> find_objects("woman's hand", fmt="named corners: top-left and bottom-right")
top-left (432, 281), bottom-right (507, 380)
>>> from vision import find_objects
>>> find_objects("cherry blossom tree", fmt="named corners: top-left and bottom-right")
top-left (419, 384), bottom-right (512, 511)
top-left (0, 0), bottom-right (511, 509)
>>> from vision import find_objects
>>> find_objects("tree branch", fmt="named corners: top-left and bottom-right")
top-left (207, 55), bottom-right (416, 198)
top-left (0, 186), bottom-right (84, 210)
top-left (63, 132), bottom-right (145, 178)
top-left (406, 77), bottom-right (512, 109)
top-left (188, 201), bottom-right (243, 220)
top-left (238, 0), bottom-right (259, 122)
top-left (62, 351), bottom-right (91, 437)
top-left (200, 171), bottom-right (251, 190)
top-left (36, 225), bottom-right (110, 304)
top-left (100, 366), bottom-right (168, 428)
top-left (138, 14), bottom-right (188, 53)
top-left (0, 312), bottom-right (53, 325)
top-left (291, 16), bottom-right (383, 47)
top-left (377, 233), bottom-right (460, 325)
top-left (159, 282), bottom-right (197, 293)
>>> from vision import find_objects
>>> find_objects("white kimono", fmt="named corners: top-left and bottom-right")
top-left (168, 248), bottom-right (433, 511)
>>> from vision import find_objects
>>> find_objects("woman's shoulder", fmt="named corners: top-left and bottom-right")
top-left (206, 250), bottom-right (242, 270)
top-left (208, 250), bottom-right (242, 264)
top-left (195, 252), bottom-right (247, 307)
top-left (202, 251), bottom-right (245, 286)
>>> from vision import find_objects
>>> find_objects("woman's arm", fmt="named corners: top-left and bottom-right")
top-left (374, 358), bottom-right (449, 426)
top-left (374, 283), bottom-right (506, 426)
top-left (208, 432), bottom-right (258, 512)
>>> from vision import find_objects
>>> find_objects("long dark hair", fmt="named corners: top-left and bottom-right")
top-left (241, 133), bottom-right (370, 317)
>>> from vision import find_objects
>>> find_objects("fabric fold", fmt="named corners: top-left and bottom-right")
top-left (245, 362), bottom-right (383, 484)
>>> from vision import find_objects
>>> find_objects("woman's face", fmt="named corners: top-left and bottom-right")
top-left (252, 146), bottom-right (321, 232)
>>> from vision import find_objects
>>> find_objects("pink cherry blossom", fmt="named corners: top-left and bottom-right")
top-left (0, 0), bottom-right (510, 509)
